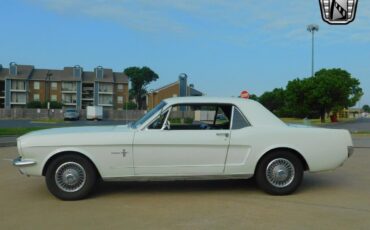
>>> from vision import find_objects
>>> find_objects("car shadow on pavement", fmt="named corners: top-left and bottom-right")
top-left (90, 172), bottom-right (350, 199)
top-left (91, 178), bottom-right (260, 198)
top-left (299, 173), bottom-right (351, 193)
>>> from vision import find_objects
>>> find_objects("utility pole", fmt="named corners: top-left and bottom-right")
top-left (46, 71), bottom-right (53, 119)
top-left (307, 24), bottom-right (319, 77)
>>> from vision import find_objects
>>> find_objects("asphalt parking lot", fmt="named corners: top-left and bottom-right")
top-left (1, 146), bottom-right (370, 230)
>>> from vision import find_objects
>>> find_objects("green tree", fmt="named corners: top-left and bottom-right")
top-left (124, 66), bottom-right (159, 109)
top-left (309, 69), bottom-right (362, 122)
top-left (363, 104), bottom-right (370, 113)
top-left (285, 69), bottom-right (363, 122)
top-left (123, 101), bottom-right (138, 110)
top-left (284, 78), bottom-right (312, 118)
top-left (258, 88), bottom-right (286, 116)
top-left (248, 94), bottom-right (259, 101)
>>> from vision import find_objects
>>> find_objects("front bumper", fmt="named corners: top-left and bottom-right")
top-left (13, 156), bottom-right (36, 167)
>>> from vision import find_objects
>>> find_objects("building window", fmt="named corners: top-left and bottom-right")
top-left (51, 95), bottom-right (57, 101)
top-left (99, 83), bottom-right (113, 93)
top-left (51, 82), bottom-right (58, 90)
top-left (34, 81), bottom-right (40, 90)
top-left (117, 96), bottom-right (123, 104)
top-left (62, 82), bottom-right (77, 91)
top-left (99, 95), bottom-right (113, 105)
top-left (33, 94), bottom-right (40, 101)
top-left (11, 93), bottom-right (26, 103)
top-left (117, 84), bottom-right (124, 91)
top-left (62, 94), bottom-right (77, 104)
top-left (11, 80), bottom-right (25, 90)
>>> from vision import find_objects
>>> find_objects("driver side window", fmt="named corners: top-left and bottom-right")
top-left (166, 104), bottom-right (232, 130)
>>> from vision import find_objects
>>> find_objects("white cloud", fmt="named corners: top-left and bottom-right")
top-left (25, 0), bottom-right (370, 43)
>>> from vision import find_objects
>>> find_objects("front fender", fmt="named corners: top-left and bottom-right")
top-left (41, 147), bottom-right (100, 176)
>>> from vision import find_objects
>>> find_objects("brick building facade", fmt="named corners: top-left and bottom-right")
top-left (0, 63), bottom-right (129, 109)
top-left (145, 74), bottom-right (203, 109)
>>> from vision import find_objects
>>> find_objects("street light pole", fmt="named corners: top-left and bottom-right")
top-left (46, 71), bottom-right (53, 119)
top-left (307, 24), bottom-right (319, 77)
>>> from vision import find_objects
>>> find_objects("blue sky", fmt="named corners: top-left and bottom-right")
top-left (1, 0), bottom-right (369, 106)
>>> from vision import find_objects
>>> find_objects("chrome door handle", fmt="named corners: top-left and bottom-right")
top-left (216, 133), bottom-right (229, 137)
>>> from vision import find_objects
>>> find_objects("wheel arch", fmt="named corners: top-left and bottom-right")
top-left (42, 151), bottom-right (101, 178)
top-left (255, 147), bottom-right (309, 173)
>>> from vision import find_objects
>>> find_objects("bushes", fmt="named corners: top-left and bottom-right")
top-left (26, 101), bottom-right (63, 109)
top-left (48, 101), bottom-right (63, 109)
top-left (123, 101), bottom-right (138, 110)
top-left (27, 101), bottom-right (43, 108)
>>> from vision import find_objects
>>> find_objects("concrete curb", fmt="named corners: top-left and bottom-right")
top-left (0, 142), bottom-right (16, 147)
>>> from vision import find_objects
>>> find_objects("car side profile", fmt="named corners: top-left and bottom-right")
top-left (13, 97), bottom-right (353, 200)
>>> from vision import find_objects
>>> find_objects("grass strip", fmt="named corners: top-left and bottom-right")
top-left (0, 127), bottom-right (50, 136)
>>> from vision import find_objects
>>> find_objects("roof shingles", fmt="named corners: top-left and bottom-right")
top-left (0, 65), bottom-right (128, 84)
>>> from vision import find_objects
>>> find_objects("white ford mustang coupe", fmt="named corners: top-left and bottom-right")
top-left (13, 97), bottom-right (353, 200)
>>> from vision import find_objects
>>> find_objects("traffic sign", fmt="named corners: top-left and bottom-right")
top-left (240, 90), bottom-right (250, 99)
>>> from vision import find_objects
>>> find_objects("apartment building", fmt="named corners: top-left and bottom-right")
top-left (0, 63), bottom-right (129, 109)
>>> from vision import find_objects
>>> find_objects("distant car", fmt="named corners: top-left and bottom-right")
top-left (63, 109), bottom-right (80, 121)
top-left (13, 97), bottom-right (353, 200)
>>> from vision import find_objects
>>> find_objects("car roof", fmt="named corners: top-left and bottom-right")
top-left (163, 96), bottom-right (254, 105)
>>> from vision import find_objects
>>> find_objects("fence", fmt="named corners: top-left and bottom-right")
top-left (0, 109), bottom-right (146, 121)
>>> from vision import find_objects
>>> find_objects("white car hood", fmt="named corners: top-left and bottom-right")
top-left (18, 125), bottom-right (134, 148)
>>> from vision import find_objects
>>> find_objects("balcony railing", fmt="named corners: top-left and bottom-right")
top-left (62, 88), bottom-right (77, 92)
top-left (99, 89), bottom-right (113, 94)
top-left (62, 100), bottom-right (77, 105)
top-left (10, 87), bottom-right (26, 91)
top-left (10, 100), bottom-right (27, 104)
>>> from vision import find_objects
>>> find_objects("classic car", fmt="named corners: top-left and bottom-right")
top-left (13, 97), bottom-right (353, 200)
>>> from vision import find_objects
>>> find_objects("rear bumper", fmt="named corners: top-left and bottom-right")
top-left (348, 146), bottom-right (354, 158)
top-left (13, 156), bottom-right (36, 167)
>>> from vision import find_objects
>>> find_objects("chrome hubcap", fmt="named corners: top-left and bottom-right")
top-left (55, 162), bottom-right (86, 192)
top-left (266, 158), bottom-right (295, 188)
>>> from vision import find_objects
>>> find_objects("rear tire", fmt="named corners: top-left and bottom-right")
top-left (45, 154), bottom-right (97, 200)
top-left (256, 151), bottom-right (303, 195)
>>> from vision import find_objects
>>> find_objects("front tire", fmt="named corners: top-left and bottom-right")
top-left (45, 154), bottom-right (97, 200)
top-left (256, 151), bottom-right (303, 195)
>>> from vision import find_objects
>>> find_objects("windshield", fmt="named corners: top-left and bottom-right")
top-left (131, 101), bottom-right (167, 128)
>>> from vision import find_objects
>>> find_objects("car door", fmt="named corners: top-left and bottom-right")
top-left (224, 106), bottom-right (253, 174)
top-left (133, 104), bottom-right (232, 176)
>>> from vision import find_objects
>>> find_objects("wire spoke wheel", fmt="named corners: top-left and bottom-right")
top-left (265, 158), bottom-right (295, 188)
top-left (55, 162), bottom-right (86, 193)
